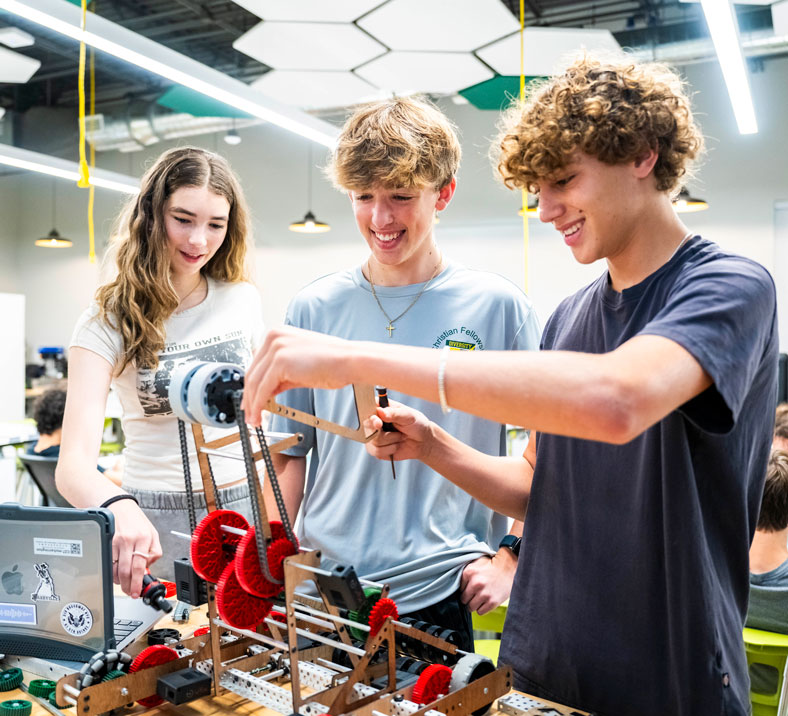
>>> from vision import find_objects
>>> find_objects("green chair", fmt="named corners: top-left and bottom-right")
top-left (743, 627), bottom-right (788, 716)
top-left (472, 602), bottom-right (508, 665)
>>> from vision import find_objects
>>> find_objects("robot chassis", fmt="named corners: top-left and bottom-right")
top-left (51, 362), bottom-right (513, 716)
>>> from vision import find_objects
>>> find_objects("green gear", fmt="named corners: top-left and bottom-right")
top-left (27, 680), bottom-right (56, 698)
top-left (47, 691), bottom-right (73, 710)
top-left (0, 670), bottom-right (23, 692)
top-left (101, 671), bottom-right (126, 682)
top-left (0, 699), bottom-right (32, 716)
top-left (348, 587), bottom-right (382, 641)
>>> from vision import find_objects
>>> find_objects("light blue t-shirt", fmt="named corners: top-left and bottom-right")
top-left (270, 261), bottom-right (540, 612)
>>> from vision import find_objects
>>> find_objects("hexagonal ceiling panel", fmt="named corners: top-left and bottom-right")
top-left (252, 70), bottom-right (383, 110)
top-left (358, 0), bottom-right (519, 52)
top-left (355, 52), bottom-right (493, 96)
top-left (477, 27), bottom-right (622, 77)
top-left (233, 21), bottom-right (386, 71)
top-left (0, 46), bottom-right (40, 83)
top-left (231, 0), bottom-right (383, 22)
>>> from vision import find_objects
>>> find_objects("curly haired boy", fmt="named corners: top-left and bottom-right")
top-left (242, 57), bottom-right (778, 715)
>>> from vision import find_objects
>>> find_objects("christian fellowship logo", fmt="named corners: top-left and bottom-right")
top-left (60, 602), bottom-right (93, 637)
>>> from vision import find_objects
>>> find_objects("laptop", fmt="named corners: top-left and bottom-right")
top-left (0, 503), bottom-right (164, 662)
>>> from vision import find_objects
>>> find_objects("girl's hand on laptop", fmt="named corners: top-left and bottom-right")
top-left (110, 501), bottom-right (163, 598)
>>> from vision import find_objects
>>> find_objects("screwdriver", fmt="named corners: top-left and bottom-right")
top-left (375, 386), bottom-right (397, 480)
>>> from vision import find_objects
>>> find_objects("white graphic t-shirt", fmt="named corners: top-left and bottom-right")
top-left (70, 278), bottom-right (264, 491)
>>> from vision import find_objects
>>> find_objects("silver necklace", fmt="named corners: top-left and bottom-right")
top-left (367, 257), bottom-right (443, 338)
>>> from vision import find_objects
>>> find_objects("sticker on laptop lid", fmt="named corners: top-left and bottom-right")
top-left (0, 602), bottom-right (36, 625)
top-left (61, 602), bottom-right (93, 637)
top-left (34, 537), bottom-right (83, 557)
top-left (31, 563), bottom-right (60, 602)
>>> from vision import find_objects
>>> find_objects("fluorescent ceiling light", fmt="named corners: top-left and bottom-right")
top-left (234, 21), bottom-right (385, 71)
top-left (358, 0), bottom-right (519, 52)
top-left (0, 25), bottom-right (34, 47)
top-left (0, 142), bottom-right (139, 193)
top-left (699, 0), bottom-right (758, 134)
top-left (0, 0), bottom-right (339, 147)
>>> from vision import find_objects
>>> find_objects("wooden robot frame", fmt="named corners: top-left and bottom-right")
top-left (52, 362), bottom-right (512, 716)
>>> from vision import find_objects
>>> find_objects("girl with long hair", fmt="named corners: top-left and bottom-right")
top-left (58, 147), bottom-right (264, 598)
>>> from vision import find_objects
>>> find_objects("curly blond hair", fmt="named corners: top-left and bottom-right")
top-left (496, 55), bottom-right (704, 194)
top-left (96, 147), bottom-right (251, 373)
top-left (328, 96), bottom-right (461, 192)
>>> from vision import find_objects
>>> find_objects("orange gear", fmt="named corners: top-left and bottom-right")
top-left (367, 597), bottom-right (398, 637)
top-left (128, 645), bottom-right (179, 708)
top-left (411, 664), bottom-right (452, 705)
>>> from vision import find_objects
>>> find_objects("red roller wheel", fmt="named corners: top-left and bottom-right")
top-left (190, 510), bottom-right (249, 583)
top-left (192, 626), bottom-right (210, 637)
top-left (411, 664), bottom-right (452, 705)
top-left (128, 645), bottom-right (179, 708)
top-left (235, 527), bottom-right (281, 598)
top-left (160, 580), bottom-right (177, 598)
top-left (235, 525), bottom-right (298, 598)
top-left (216, 562), bottom-right (273, 630)
top-left (267, 536), bottom-right (298, 582)
top-left (367, 597), bottom-right (398, 638)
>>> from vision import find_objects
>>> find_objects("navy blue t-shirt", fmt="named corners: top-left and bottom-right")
top-left (499, 237), bottom-right (778, 716)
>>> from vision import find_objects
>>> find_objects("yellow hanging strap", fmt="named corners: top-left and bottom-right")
top-left (87, 42), bottom-right (96, 263)
top-left (77, 0), bottom-right (90, 188)
top-left (519, 0), bottom-right (529, 293)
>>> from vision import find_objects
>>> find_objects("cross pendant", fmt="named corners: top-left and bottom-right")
top-left (386, 323), bottom-right (395, 337)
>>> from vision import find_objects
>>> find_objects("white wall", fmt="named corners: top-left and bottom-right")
top-left (3, 55), bottom-right (788, 358)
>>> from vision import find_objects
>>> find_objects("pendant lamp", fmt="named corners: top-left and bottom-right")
top-left (35, 180), bottom-right (73, 248)
top-left (289, 145), bottom-right (330, 234)
top-left (673, 188), bottom-right (708, 213)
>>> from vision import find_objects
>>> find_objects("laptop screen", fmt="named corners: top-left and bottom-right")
top-left (0, 503), bottom-right (115, 660)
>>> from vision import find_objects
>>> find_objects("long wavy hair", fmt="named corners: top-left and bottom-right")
top-left (96, 147), bottom-right (251, 373)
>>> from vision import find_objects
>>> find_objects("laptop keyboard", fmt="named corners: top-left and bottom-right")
top-left (113, 618), bottom-right (143, 641)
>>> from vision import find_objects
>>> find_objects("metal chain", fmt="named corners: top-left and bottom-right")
top-left (205, 452), bottom-right (223, 510)
top-left (177, 418), bottom-right (197, 534)
top-left (232, 392), bottom-right (278, 585)
top-left (254, 424), bottom-right (296, 547)
top-left (367, 255), bottom-right (442, 331)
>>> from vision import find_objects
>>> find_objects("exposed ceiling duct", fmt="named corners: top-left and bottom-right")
top-left (87, 108), bottom-right (265, 153)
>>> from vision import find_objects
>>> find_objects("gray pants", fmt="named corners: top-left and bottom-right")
top-left (125, 483), bottom-right (255, 581)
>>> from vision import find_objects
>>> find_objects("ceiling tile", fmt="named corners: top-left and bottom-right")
top-left (0, 46), bottom-right (40, 83)
top-left (355, 52), bottom-right (493, 95)
top-left (477, 27), bottom-right (622, 77)
top-left (0, 27), bottom-right (34, 48)
top-left (358, 0), bottom-right (519, 52)
top-left (233, 21), bottom-right (386, 71)
top-left (230, 0), bottom-right (383, 22)
top-left (251, 70), bottom-right (383, 110)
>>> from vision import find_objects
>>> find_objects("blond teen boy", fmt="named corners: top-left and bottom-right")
top-left (244, 57), bottom-right (778, 715)
top-left (266, 97), bottom-right (540, 648)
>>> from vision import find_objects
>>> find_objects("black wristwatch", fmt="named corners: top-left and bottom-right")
top-left (498, 534), bottom-right (521, 557)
